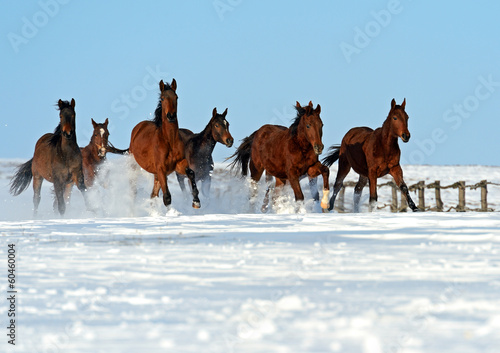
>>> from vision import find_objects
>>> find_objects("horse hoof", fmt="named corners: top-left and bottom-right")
top-left (321, 201), bottom-right (328, 210)
top-left (192, 201), bottom-right (201, 209)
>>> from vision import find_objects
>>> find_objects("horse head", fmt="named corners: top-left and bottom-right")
top-left (295, 101), bottom-right (324, 155)
top-left (210, 107), bottom-right (233, 147)
top-left (388, 98), bottom-right (410, 143)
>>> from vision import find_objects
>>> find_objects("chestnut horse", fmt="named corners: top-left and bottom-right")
top-left (229, 101), bottom-right (330, 210)
top-left (10, 99), bottom-right (88, 215)
top-left (174, 107), bottom-right (233, 197)
top-left (323, 98), bottom-right (419, 212)
top-left (129, 79), bottom-right (201, 208)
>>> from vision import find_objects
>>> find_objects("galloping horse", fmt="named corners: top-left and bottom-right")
top-left (173, 107), bottom-right (233, 197)
top-left (229, 101), bottom-right (330, 210)
top-left (10, 99), bottom-right (88, 215)
top-left (323, 98), bottom-right (419, 212)
top-left (76, 118), bottom-right (127, 188)
top-left (129, 79), bottom-right (201, 208)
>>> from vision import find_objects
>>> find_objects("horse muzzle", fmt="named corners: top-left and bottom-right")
top-left (225, 137), bottom-right (234, 148)
top-left (401, 133), bottom-right (411, 143)
top-left (313, 144), bottom-right (324, 155)
top-left (98, 147), bottom-right (106, 157)
top-left (62, 130), bottom-right (73, 139)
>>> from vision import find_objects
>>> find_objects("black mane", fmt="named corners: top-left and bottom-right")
top-left (48, 100), bottom-right (75, 146)
top-left (289, 105), bottom-right (307, 136)
top-left (48, 125), bottom-right (62, 146)
top-left (153, 82), bottom-right (174, 127)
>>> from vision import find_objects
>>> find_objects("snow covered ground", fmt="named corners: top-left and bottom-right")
top-left (1, 157), bottom-right (500, 353)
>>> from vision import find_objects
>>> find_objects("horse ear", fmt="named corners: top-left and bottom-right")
top-left (104, 118), bottom-right (109, 126)
top-left (91, 118), bottom-right (97, 128)
top-left (171, 78), bottom-right (177, 91)
top-left (308, 101), bottom-right (313, 108)
top-left (315, 104), bottom-right (321, 114)
top-left (212, 107), bottom-right (217, 118)
top-left (296, 101), bottom-right (301, 108)
top-left (401, 98), bottom-right (406, 109)
top-left (58, 99), bottom-right (64, 109)
top-left (222, 108), bottom-right (228, 117)
top-left (391, 98), bottom-right (396, 109)
top-left (159, 80), bottom-right (165, 92)
top-left (70, 98), bottom-right (75, 108)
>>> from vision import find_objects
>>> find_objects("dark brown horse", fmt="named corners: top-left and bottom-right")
top-left (10, 99), bottom-right (88, 215)
top-left (323, 98), bottom-right (419, 212)
top-left (129, 79), bottom-right (201, 208)
top-left (79, 118), bottom-right (127, 188)
top-left (229, 101), bottom-right (330, 210)
top-left (174, 107), bottom-right (233, 197)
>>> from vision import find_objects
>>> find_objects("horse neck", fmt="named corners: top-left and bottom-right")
top-left (83, 135), bottom-right (101, 160)
top-left (198, 121), bottom-right (217, 152)
top-left (161, 117), bottom-right (180, 142)
top-left (380, 119), bottom-right (400, 152)
top-left (292, 125), bottom-right (312, 152)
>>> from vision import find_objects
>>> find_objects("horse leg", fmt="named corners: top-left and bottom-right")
top-left (308, 177), bottom-right (319, 202)
top-left (176, 160), bottom-right (201, 209)
top-left (53, 180), bottom-right (66, 215)
top-left (328, 155), bottom-right (351, 211)
top-left (175, 172), bottom-right (188, 195)
top-left (64, 183), bottom-right (73, 205)
top-left (201, 176), bottom-right (211, 199)
top-left (271, 178), bottom-right (286, 210)
top-left (73, 170), bottom-right (91, 212)
top-left (249, 160), bottom-right (264, 201)
top-left (156, 170), bottom-right (171, 207)
top-left (32, 174), bottom-right (43, 215)
top-left (151, 175), bottom-right (161, 198)
top-left (353, 175), bottom-right (368, 213)
top-left (262, 173), bottom-right (274, 212)
top-left (390, 165), bottom-right (419, 212)
top-left (307, 162), bottom-right (330, 210)
top-left (367, 171), bottom-right (378, 212)
top-left (288, 173), bottom-right (304, 202)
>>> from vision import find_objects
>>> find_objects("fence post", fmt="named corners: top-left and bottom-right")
top-left (390, 183), bottom-right (398, 213)
top-left (335, 186), bottom-right (345, 213)
top-left (434, 180), bottom-right (443, 212)
top-left (417, 181), bottom-right (425, 210)
top-left (480, 180), bottom-right (488, 212)
top-left (457, 181), bottom-right (466, 212)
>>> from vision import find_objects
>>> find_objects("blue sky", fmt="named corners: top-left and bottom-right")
top-left (1, 1), bottom-right (499, 165)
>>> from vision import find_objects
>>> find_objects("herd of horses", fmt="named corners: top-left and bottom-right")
top-left (10, 78), bottom-right (419, 215)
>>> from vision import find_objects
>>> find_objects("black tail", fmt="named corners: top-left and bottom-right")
top-left (226, 132), bottom-right (256, 177)
top-left (10, 159), bottom-right (33, 196)
top-left (107, 141), bottom-right (129, 155)
top-left (322, 145), bottom-right (341, 167)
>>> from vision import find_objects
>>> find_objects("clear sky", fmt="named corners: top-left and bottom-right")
top-left (1, 1), bottom-right (499, 165)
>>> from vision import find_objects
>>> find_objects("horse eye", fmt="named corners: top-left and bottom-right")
top-left (306, 125), bottom-right (310, 129)
top-left (393, 116), bottom-right (397, 120)
top-left (215, 124), bottom-right (219, 128)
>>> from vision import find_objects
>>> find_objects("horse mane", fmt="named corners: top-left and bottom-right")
top-left (289, 105), bottom-right (308, 136)
top-left (153, 82), bottom-right (174, 127)
top-left (48, 100), bottom-right (73, 146)
top-left (48, 125), bottom-right (62, 146)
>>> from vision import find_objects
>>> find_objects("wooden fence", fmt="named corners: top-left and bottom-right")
top-left (334, 180), bottom-right (500, 213)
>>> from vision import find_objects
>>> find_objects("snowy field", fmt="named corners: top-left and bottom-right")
top-left (1, 157), bottom-right (500, 353)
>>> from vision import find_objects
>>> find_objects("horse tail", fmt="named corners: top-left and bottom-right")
top-left (10, 159), bottom-right (33, 196)
top-left (107, 142), bottom-right (129, 155)
top-left (322, 145), bottom-right (341, 167)
top-left (226, 132), bottom-right (256, 177)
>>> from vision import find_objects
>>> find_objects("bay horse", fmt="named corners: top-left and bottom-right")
top-left (323, 98), bottom-right (419, 212)
top-left (174, 107), bottom-right (233, 197)
top-left (129, 79), bottom-right (201, 209)
top-left (10, 99), bottom-right (88, 215)
top-left (229, 101), bottom-right (330, 210)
